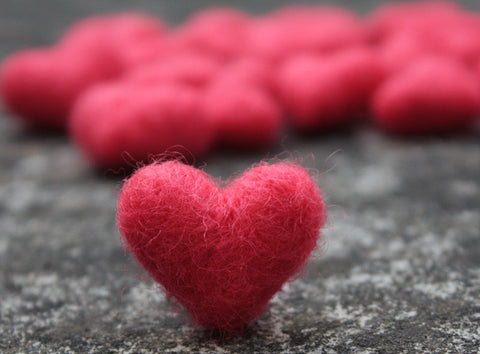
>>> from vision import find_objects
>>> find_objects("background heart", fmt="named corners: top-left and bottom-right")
top-left (117, 161), bottom-right (327, 332)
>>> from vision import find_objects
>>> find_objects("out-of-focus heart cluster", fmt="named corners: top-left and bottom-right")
top-left (2, 2), bottom-right (480, 169)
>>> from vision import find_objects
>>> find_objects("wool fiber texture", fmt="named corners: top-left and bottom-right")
top-left (117, 161), bottom-right (327, 332)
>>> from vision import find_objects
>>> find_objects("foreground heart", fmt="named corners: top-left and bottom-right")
top-left (117, 161), bottom-right (326, 332)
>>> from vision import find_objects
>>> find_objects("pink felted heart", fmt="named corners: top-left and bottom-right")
top-left (117, 161), bottom-right (326, 332)
top-left (245, 6), bottom-right (366, 63)
top-left (69, 83), bottom-right (213, 169)
top-left (175, 8), bottom-right (250, 60)
top-left (372, 57), bottom-right (480, 134)
top-left (276, 48), bottom-right (384, 132)
top-left (0, 48), bottom-right (119, 130)
top-left (203, 82), bottom-right (283, 151)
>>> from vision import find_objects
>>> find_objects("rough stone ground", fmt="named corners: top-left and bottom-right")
top-left (1, 1), bottom-right (480, 353)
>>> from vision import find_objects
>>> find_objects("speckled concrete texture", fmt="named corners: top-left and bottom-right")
top-left (1, 1), bottom-right (480, 353)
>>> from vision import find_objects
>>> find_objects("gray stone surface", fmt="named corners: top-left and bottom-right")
top-left (1, 1), bottom-right (480, 353)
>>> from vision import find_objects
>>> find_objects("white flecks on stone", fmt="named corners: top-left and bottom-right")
top-left (410, 231), bottom-right (457, 259)
top-left (454, 210), bottom-right (480, 224)
top-left (127, 284), bottom-right (166, 303)
top-left (324, 302), bottom-right (360, 323)
top-left (165, 344), bottom-right (199, 353)
top-left (389, 259), bottom-right (411, 274)
top-left (353, 164), bottom-right (399, 197)
top-left (0, 236), bottom-right (8, 254)
top-left (436, 322), bottom-right (480, 345)
top-left (369, 238), bottom-right (405, 259)
top-left (12, 273), bottom-right (59, 288)
top-left (358, 312), bottom-right (376, 328)
top-left (372, 217), bottom-right (396, 232)
top-left (15, 155), bottom-right (50, 178)
top-left (395, 310), bottom-right (418, 320)
top-left (270, 321), bottom-right (291, 343)
top-left (323, 220), bottom-right (375, 258)
top-left (347, 271), bottom-right (393, 289)
top-left (87, 286), bottom-right (110, 298)
top-left (4, 181), bottom-right (39, 213)
top-left (449, 180), bottom-right (479, 197)
top-left (413, 281), bottom-right (461, 300)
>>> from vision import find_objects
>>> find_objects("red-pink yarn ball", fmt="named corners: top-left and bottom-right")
top-left (372, 57), bottom-right (480, 134)
top-left (69, 83), bottom-right (214, 169)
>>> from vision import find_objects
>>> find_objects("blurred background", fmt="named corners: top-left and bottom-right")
top-left (1, 1), bottom-right (480, 352)
top-left (2, 0), bottom-right (480, 55)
